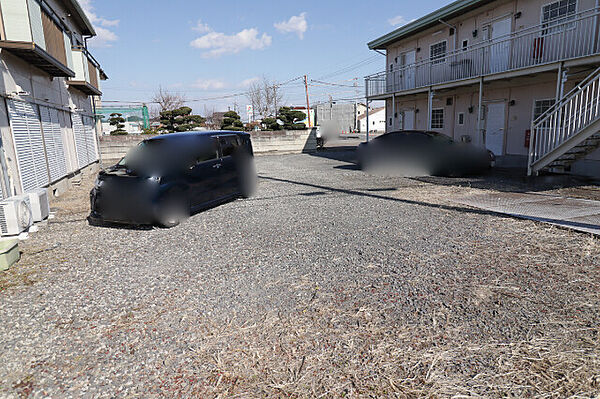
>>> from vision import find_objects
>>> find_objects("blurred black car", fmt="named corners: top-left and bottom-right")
top-left (356, 130), bottom-right (494, 176)
top-left (89, 131), bottom-right (256, 228)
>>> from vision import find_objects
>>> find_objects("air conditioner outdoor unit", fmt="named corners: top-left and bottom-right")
top-left (26, 188), bottom-right (50, 222)
top-left (0, 195), bottom-right (33, 236)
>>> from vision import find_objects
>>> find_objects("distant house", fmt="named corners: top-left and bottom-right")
top-left (314, 102), bottom-right (365, 133)
top-left (358, 107), bottom-right (386, 133)
top-left (366, 0), bottom-right (600, 176)
top-left (0, 0), bottom-right (107, 197)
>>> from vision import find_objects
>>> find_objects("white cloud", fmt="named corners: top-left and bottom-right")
top-left (79, 0), bottom-right (119, 47)
top-left (274, 12), bottom-right (308, 39)
top-left (193, 19), bottom-right (212, 33)
top-left (190, 28), bottom-right (272, 58)
top-left (240, 77), bottom-right (260, 87)
top-left (388, 15), bottom-right (414, 27)
top-left (192, 79), bottom-right (227, 90)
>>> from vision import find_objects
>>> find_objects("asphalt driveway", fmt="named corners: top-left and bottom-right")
top-left (1, 150), bottom-right (599, 397)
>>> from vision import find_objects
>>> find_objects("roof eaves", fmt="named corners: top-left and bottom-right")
top-left (63, 0), bottom-right (96, 36)
top-left (367, 0), bottom-right (490, 50)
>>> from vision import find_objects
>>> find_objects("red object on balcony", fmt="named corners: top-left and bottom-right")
top-left (533, 37), bottom-right (545, 59)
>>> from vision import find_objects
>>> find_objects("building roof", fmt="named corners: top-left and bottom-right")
top-left (64, 0), bottom-right (96, 36)
top-left (367, 0), bottom-right (494, 50)
top-left (357, 107), bottom-right (385, 121)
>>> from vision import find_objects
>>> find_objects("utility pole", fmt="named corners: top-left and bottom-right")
top-left (274, 84), bottom-right (278, 120)
top-left (304, 75), bottom-right (312, 127)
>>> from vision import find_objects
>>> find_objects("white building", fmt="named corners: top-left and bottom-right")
top-left (0, 0), bottom-right (107, 198)
top-left (358, 107), bottom-right (386, 133)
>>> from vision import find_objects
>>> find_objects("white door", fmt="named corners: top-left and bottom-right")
top-left (485, 102), bottom-right (505, 155)
top-left (490, 17), bottom-right (511, 73)
top-left (403, 110), bottom-right (415, 130)
top-left (402, 50), bottom-right (416, 90)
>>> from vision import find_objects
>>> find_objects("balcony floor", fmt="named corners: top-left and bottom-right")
top-left (0, 41), bottom-right (75, 78)
top-left (67, 80), bottom-right (102, 96)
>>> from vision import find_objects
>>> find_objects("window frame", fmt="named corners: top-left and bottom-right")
top-left (430, 108), bottom-right (445, 129)
top-left (540, 0), bottom-right (577, 34)
top-left (430, 40), bottom-right (448, 64)
top-left (457, 112), bottom-right (465, 126)
top-left (533, 98), bottom-right (557, 121)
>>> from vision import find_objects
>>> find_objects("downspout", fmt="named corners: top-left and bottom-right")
top-left (427, 87), bottom-right (434, 130)
top-left (0, 100), bottom-right (11, 197)
top-left (477, 77), bottom-right (484, 147)
top-left (392, 93), bottom-right (395, 132)
top-left (595, 0), bottom-right (600, 53)
top-left (366, 101), bottom-right (370, 142)
top-left (91, 94), bottom-right (102, 166)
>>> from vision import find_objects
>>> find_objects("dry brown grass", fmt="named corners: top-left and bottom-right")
top-left (153, 297), bottom-right (600, 398)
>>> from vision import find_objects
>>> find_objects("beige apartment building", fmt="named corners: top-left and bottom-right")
top-left (366, 0), bottom-right (600, 176)
top-left (0, 0), bottom-right (106, 199)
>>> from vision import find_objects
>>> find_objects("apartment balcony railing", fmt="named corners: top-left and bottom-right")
top-left (67, 46), bottom-right (105, 96)
top-left (366, 8), bottom-right (600, 98)
top-left (0, 0), bottom-right (75, 77)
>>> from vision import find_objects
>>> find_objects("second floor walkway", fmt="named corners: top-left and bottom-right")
top-left (366, 7), bottom-right (600, 99)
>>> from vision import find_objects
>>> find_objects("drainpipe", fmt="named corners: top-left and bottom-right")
top-left (366, 100), bottom-right (370, 142)
top-left (91, 96), bottom-right (103, 166)
top-left (477, 77), bottom-right (484, 147)
top-left (392, 93), bottom-right (395, 132)
top-left (595, 0), bottom-right (600, 52)
top-left (555, 63), bottom-right (564, 104)
top-left (427, 87), bottom-right (434, 130)
top-left (0, 137), bottom-right (11, 197)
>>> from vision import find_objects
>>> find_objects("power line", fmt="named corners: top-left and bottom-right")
top-left (310, 79), bottom-right (364, 88)
top-left (315, 55), bottom-right (380, 80)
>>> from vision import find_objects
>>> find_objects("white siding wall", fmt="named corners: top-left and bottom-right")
top-left (0, 0), bottom-right (103, 196)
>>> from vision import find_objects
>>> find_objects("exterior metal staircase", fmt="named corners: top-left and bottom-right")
top-left (528, 67), bottom-right (600, 175)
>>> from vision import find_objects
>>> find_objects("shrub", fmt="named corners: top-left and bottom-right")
top-left (142, 128), bottom-right (157, 135)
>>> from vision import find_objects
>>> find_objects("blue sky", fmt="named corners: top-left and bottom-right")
top-left (83, 0), bottom-right (448, 114)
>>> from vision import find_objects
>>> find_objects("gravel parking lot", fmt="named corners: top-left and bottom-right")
top-left (1, 150), bottom-right (599, 397)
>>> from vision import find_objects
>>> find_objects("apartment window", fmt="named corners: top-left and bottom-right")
top-left (458, 112), bottom-right (465, 125)
top-left (430, 41), bottom-right (447, 64)
top-left (462, 40), bottom-right (469, 50)
top-left (542, 0), bottom-right (577, 33)
top-left (534, 99), bottom-right (556, 120)
top-left (431, 109), bottom-right (444, 129)
top-left (542, 0), bottom-right (577, 24)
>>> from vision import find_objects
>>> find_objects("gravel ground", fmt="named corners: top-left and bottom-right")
top-left (0, 150), bottom-right (599, 398)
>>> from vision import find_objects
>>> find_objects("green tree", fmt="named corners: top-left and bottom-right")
top-left (278, 107), bottom-right (306, 130)
top-left (221, 110), bottom-right (244, 131)
top-left (261, 117), bottom-right (281, 131)
top-left (109, 113), bottom-right (127, 135)
top-left (160, 106), bottom-right (206, 133)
